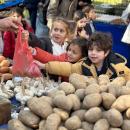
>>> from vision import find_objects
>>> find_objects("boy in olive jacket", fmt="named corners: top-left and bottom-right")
top-left (35, 32), bottom-right (130, 81)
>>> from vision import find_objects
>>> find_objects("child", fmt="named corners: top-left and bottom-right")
top-left (39, 17), bottom-right (70, 55)
top-left (32, 37), bottom-right (88, 63)
top-left (35, 32), bottom-right (130, 81)
top-left (82, 4), bottom-right (96, 36)
top-left (2, 7), bottom-right (33, 59)
top-left (73, 10), bottom-right (89, 39)
top-left (33, 37), bottom-right (89, 81)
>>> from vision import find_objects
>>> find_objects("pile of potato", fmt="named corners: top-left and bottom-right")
top-left (0, 55), bottom-right (13, 81)
top-left (7, 73), bottom-right (130, 130)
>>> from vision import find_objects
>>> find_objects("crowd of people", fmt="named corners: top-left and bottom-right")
top-left (0, 0), bottom-right (130, 82)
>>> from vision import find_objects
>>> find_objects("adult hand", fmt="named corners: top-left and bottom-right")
top-left (0, 17), bottom-right (20, 32)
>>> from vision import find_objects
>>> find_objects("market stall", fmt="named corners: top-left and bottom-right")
top-left (94, 14), bottom-right (130, 67)
top-left (0, 0), bottom-right (23, 10)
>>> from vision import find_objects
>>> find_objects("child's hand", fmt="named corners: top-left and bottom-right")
top-left (29, 47), bottom-right (36, 55)
top-left (33, 60), bottom-right (45, 69)
top-left (22, 30), bottom-right (29, 41)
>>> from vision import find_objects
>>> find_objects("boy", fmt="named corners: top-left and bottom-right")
top-left (35, 32), bottom-right (130, 80)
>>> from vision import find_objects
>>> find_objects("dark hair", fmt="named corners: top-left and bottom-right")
top-left (67, 37), bottom-right (90, 57)
top-left (88, 32), bottom-right (112, 53)
top-left (82, 4), bottom-right (94, 14)
top-left (73, 10), bottom-right (86, 22)
top-left (10, 7), bottom-right (24, 18)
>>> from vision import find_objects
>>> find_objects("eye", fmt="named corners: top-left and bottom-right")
top-left (54, 28), bottom-right (58, 32)
top-left (60, 29), bottom-right (65, 33)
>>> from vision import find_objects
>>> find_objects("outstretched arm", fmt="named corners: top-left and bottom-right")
top-left (0, 17), bottom-right (19, 32)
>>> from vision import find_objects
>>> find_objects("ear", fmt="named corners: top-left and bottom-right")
top-left (104, 50), bottom-right (110, 57)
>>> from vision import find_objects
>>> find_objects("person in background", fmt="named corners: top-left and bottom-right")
top-left (73, 10), bottom-right (89, 39)
top-left (82, 4), bottom-right (96, 36)
top-left (47, 0), bottom-right (78, 29)
top-left (38, 0), bottom-right (50, 25)
top-left (34, 32), bottom-right (130, 81)
top-left (23, 0), bottom-right (40, 32)
top-left (35, 0), bottom-right (50, 38)
top-left (77, 0), bottom-right (92, 10)
top-left (3, 7), bottom-right (41, 59)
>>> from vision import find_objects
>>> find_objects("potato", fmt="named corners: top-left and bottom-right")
top-left (71, 109), bottom-right (86, 121)
top-left (87, 77), bottom-right (97, 85)
top-left (27, 97), bottom-right (53, 118)
top-left (58, 82), bottom-right (75, 95)
top-left (0, 59), bottom-right (10, 67)
top-left (81, 122), bottom-right (93, 130)
top-left (69, 73), bottom-right (88, 89)
top-left (75, 89), bottom-right (85, 101)
top-left (108, 77), bottom-right (126, 88)
top-left (122, 120), bottom-right (130, 130)
top-left (53, 108), bottom-right (69, 121)
top-left (126, 80), bottom-right (130, 87)
top-left (111, 95), bottom-right (130, 112)
top-left (1, 73), bottom-right (13, 81)
top-left (108, 85), bottom-right (119, 97)
top-left (0, 67), bottom-right (9, 73)
top-left (48, 89), bottom-right (65, 98)
top-left (99, 85), bottom-right (108, 92)
top-left (46, 113), bottom-right (61, 130)
top-left (39, 120), bottom-right (46, 130)
top-left (18, 110), bottom-right (40, 128)
top-left (98, 74), bottom-right (110, 85)
top-left (58, 126), bottom-right (68, 130)
top-left (8, 119), bottom-right (33, 130)
top-left (101, 92), bottom-right (116, 109)
top-left (39, 96), bottom-right (53, 106)
top-left (0, 55), bottom-right (6, 63)
top-left (126, 108), bottom-right (130, 119)
top-left (67, 94), bottom-right (81, 110)
top-left (84, 83), bottom-right (100, 95)
top-left (93, 119), bottom-right (109, 130)
top-left (84, 107), bottom-right (102, 123)
top-left (119, 87), bottom-right (130, 96)
top-left (65, 116), bottom-right (81, 130)
top-left (109, 128), bottom-right (121, 130)
top-left (83, 93), bottom-right (102, 109)
top-left (53, 95), bottom-right (73, 111)
top-left (103, 108), bottom-right (123, 127)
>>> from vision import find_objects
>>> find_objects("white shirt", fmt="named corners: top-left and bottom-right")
top-left (51, 40), bottom-right (67, 55)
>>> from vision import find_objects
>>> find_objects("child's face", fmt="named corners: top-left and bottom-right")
top-left (11, 12), bottom-right (22, 23)
top-left (87, 9), bottom-right (96, 20)
top-left (51, 21), bottom-right (68, 45)
top-left (67, 44), bottom-right (82, 63)
top-left (88, 46), bottom-right (109, 67)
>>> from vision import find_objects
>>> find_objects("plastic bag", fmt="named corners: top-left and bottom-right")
top-left (12, 26), bottom-right (42, 77)
top-left (121, 23), bottom-right (130, 44)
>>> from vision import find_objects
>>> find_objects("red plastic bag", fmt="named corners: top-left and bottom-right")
top-left (12, 26), bottom-right (42, 77)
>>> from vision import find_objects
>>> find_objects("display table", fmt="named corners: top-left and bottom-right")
top-left (94, 21), bottom-right (130, 67)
